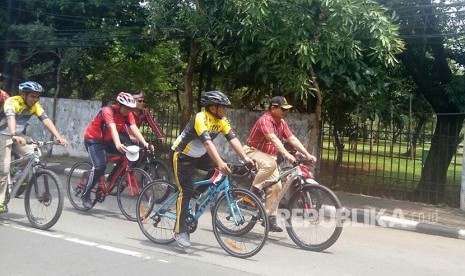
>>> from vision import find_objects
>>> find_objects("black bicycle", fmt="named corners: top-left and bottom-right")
top-left (5, 139), bottom-right (64, 230)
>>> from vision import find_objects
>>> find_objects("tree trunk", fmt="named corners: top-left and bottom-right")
top-left (307, 66), bottom-right (322, 155)
top-left (48, 50), bottom-right (62, 157)
top-left (415, 114), bottom-right (464, 204)
top-left (405, 115), bottom-right (427, 158)
top-left (180, 40), bottom-right (200, 130)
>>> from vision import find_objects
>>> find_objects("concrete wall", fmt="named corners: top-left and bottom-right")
top-left (27, 97), bottom-right (102, 158)
top-left (214, 109), bottom-right (315, 162)
top-left (27, 97), bottom-right (315, 161)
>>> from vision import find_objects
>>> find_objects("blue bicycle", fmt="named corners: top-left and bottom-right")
top-left (136, 164), bottom-right (269, 258)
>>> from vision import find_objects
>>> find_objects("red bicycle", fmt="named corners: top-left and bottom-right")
top-left (66, 147), bottom-right (151, 221)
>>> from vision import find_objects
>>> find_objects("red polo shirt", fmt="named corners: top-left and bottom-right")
top-left (246, 111), bottom-right (293, 156)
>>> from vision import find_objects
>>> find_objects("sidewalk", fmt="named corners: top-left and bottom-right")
top-left (43, 155), bottom-right (465, 240)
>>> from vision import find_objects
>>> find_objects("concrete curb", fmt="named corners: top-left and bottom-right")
top-left (347, 208), bottom-right (465, 240)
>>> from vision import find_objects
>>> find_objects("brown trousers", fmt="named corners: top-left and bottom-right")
top-left (243, 145), bottom-right (282, 216)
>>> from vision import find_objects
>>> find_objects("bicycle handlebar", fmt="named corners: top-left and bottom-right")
top-left (291, 152), bottom-right (316, 167)
top-left (26, 139), bottom-right (61, 146)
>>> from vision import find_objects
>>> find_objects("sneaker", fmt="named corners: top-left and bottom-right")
top-left (0, 203), bottom-right (8, 214)
top-left (174, 232), bottom-right (191, 248)
top-left (82, 197), bottom-right (93, 209)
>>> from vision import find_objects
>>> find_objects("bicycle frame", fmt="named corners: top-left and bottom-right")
top-left (9, 145), bottom-right (42, 196)
top-left (95, 155), bottom-right (141, 198)
top-left (152, 174), bottom-right (244, 226)
top-left (263, 163), bottom-right (318, 216)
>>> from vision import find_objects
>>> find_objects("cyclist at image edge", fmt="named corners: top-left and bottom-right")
top-left (244, 96), bottom-right (317, 232)
top-left (171, 90), bottom-right (254, 248)
top-left (131, 91), bottom-right (165, 144)
top-left (0, 81), bottom-right (68, 214)
top-left (81, 92), bottom-right (153, 209)
top-left (0, 73), bottom-right (10, 111)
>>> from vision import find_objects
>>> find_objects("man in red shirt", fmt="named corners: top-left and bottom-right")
top-left (244, 96), bottom-right (317, 232)
top-left (81, 92), bottom-right (152, 208)
top-left (132, 92), bottom-right (165, 143)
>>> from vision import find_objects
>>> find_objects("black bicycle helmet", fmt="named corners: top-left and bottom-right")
top-left (200, 90), bottom-right (232, 107)
top-left (18, 81), bottom-right (44, 93)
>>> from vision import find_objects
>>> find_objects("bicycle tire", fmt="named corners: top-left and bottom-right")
top-left (136, 180), bottom-right (178, 244)
top-left (212, 188), bottom-right (269, 258)
top-left (117, 167), bottom-right (152, 221)
top-left (141, 158), bottom-right (172, 182)
top-left (24, 170), bottom-right (63, 230)
top-left (286, 183), bottom-right (343, 252)
top-left (66, 161), bottom-right (98, 211)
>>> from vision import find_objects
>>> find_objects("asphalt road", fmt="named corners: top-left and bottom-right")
top-left (1, 174), bottom-right (465, 276)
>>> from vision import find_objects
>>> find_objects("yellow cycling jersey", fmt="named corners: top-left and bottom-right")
top-left (0, 95), bottom-right (48, 135)
top-left (172, 110), bottom-right (236, 158)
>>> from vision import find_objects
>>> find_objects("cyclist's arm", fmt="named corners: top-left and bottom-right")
top-left (42, 118), bottom-right (68, 146)
top-left (128, 124), bottom-right (150, 148)
top-left (265, 133), bottom-right (295, 163)
top-left (143, 109), bottom-right (165, 139)
top-left (109, 122), bottom-right (125, 153)
top-left (204, 140), bottom-right (230, 175)
top-left (6, 115), bottom-right (17, 135)
top-left (286, 135), bottom-right (317, 162)
top-left (228, 137), bottom-right (253, 164)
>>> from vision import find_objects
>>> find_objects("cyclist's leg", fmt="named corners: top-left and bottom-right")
top-left (243, 146), bottom-right (283, 231)
top-left (0, 136), bottom-right (11, 212)
top-left (11, 139), bottom-right (34, 197)
top-left (195, 153), bottom-right (216, 194)
top-left (172, 151), bottom-right (196, 247)
top-left (81, 140), bottom-right (107, 206)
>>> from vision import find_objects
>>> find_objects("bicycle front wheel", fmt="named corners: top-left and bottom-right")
top-left (286, 183), bottom-right (343, 252)
top-left (24, 170), bottom-right (64, 230)
top-left (136, 180), bottom-right (178, 244)
top-left (117, 168), bottom-right (152, 221)
top-left (212, 188), bottom-right (268, 258)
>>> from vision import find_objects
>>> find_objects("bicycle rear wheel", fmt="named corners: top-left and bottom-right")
top-left (117, 168), bottom-right (152, 221)
top-left (24, 170), bottom-right (63, 230)
top-left (66, 161), bottom-right (97, 211)
top-left (212, 188), bottom-right (268, 258)
top-left (286, 183), bottom-right (343, 251)
top-left (136, 180), bottom-right (178, 244)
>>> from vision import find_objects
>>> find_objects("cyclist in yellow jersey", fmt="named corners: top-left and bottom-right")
top-left (0, 81), bottom-right (68, 213)
top-left (171, 90), bottom-right (254, 248)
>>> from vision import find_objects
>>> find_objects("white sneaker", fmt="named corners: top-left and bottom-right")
top-left (174, 232), bottom-right (191, 248)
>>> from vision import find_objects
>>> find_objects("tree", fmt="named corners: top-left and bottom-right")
top-left (380, 0), bottom-right (465, 203)
top-left (208, 0), bottom-right (404, 156)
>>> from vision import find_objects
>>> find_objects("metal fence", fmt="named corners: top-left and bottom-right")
top-left (318, 114), bottom-right (463, 207)
top-left (146, 107), bottom-right (463, 207)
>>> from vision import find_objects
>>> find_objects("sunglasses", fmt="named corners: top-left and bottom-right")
top-left (137, 100), bottom-right (146, 103)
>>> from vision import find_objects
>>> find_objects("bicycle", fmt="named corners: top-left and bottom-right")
top-left (246, 153), bottom-right (343, 252)
top-left (136, 163), bottom-right (269, 259)
top-left (66, 146), bottom-right (151, 221)
top-left (5, 139), bottom-right (64, 230)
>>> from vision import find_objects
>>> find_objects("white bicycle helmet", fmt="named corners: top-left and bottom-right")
top-left (18, 81), bottom-right (44, 93)
top-left (116, 92), bottom-right (136, 108)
